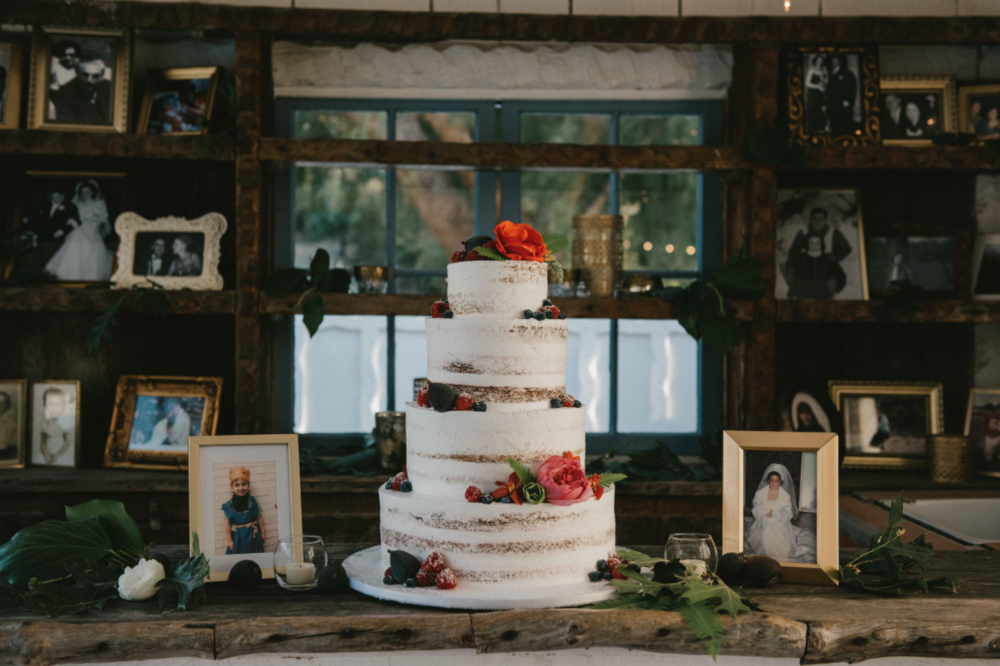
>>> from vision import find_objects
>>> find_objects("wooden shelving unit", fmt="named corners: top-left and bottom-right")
top-left (0, 129), bottom-right (235, 161)
top-left (778, 300), bottom-right (1000, 323)
top-left (0, 288), bottom-right (237, 314)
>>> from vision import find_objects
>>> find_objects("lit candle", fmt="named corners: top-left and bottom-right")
top-left (681, 559), bottom-right (708, 576)
top-left (285, 562), bottom-right (315, 585)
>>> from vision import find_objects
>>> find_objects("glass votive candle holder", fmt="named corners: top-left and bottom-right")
top-left (665, 533), bottom-right (718, 575)
top-left (274, 535), bottom-right (327, 591)
top-left (354, 266), bottom-right (389, 294)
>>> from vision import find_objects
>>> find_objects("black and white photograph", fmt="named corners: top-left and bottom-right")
top-left (959, 85), bottom-right (1000, 140)
top-left (974, 234), bottom-right (1000, 298)
top-left (833, 384), bottom-right (940, 458)
top-left (30, 381), bottom-right (80, 468)
top-left (743, 449), bottom-right (818, 565)
top-left (868, 237), bottom-right (954, 294)
top-left (965, 389), bottom-right (1000, 473)
top-left (132, 232), bottom-right (206, 277)
top-left (802, 52), bottom-right (862, 136)
top-left (776, 385), bottom-right (840, 435)
top-left (128, 395), bottom-right (206, 452)
top-left (0, 380), bottom-right (27, 468)
top-left (775, 189), bottom-right (868, 300)
top-left (880, 90), bottom-right (946, 144)
top-left (17, 171), bottom-right (125, 283)
top-left (0, 41), bottom-right (23, 129)
top-left (140, 67), bottom-right (220, 135)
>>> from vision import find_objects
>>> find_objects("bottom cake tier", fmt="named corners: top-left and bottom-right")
top-left (379, 485), bottom-right (616, 588)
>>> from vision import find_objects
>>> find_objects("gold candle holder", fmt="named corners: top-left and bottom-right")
top-left (572, 215), bottom-right (623, 297)
top-left (928, 435), bottom-right (970, 484)
top-left (375, 411), bottom-right (406, 470)
top-left (353, 266), bottom-right (390, 294)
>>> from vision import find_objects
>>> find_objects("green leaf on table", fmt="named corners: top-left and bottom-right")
top-left (157, 533), bottom-right (210, 611)
top-left (542, 233), bottom-right (569, 255)
top-left (681, 576), bottom-right (753, 617)
top-left (66, 500), bottom-right (145, 562)
top-left (0, 518), bottom-right (115, 587)
top-left (15, 578), bottom-right (119, 618)
top-left (309, 249), bottom-right (331, 288)
top-left (677, 598), bottom-right (725, 660)
top-left (474, 246), bottom-right (509, 262)
top-left (615, 548), bottom-right (670, 569)
top-left (297, 288), bottom-right (326, 338)
top-left (506, 459), bottom-right (534, 485)
top-left (597, 473), bottom-right (627, 487)
top-left (264, 268), bottom-right (310, 297)
top-left (588, 592), bottom-right (652, 610)
top-left (606, 567), bottom-right (684, 597)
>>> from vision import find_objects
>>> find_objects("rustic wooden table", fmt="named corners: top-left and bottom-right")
top-left (2, 545), bottom-right (998, 666)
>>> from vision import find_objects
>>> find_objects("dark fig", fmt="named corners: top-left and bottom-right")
top-left (652, 559), bottom-right (686, 584)
top-left (716, 551), bottom-right (748, 587)
top-left (744, 554), bottom-right (782, 588)
top-left (389, 549), bottom-right (422, 584)
top-left (428, 382), bottom-right (458, 412)
top-left (148, 550), bottom-right (171, 572)
top-left (463, 235), bottom-right (494, 252)
top-left (229, 559), bottom-right (262, 588)
top-left (317, 560), bottom-right (349, 593)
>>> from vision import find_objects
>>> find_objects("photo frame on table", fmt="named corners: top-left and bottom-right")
top-left (879, 76), bottom-right (956, 146)
top-left (867, 236), bottom-right (955, 297)
top-left (29, 380), bottom-right (81, 469)
top-left (138, 66), bottom-right (222, 136)
top-left (104, 375), bottom-right (223, 471)
top-left (775, 189), bottom-right (869, 301)
top-left (0, 380), bottom-right (28, 469)
top-left (787, 46), bottom-right (880, 146)
top-left (829, 381), bottom-right (943, 470)
top-left (722, 431), bottom-right (839, 586)
top-left (964, 388), bottom-right (1000, 477)
top-left (959, 84), bottom-right (1000, 141)
top-left (973, 234), bottom-right (1000, 299)
top-left (0, 40), bottom-right (24, 129)
top-left (776, 385), bottom-right (843, 437)
top-left (28, 27), bottom-right (130, 133)
top-left (110, 213), bottom-right (227, 290)
top-left (189, 434), bottom-right (302, 582)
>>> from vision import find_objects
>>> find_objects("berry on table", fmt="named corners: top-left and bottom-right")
top-left (550, 398), bottom-right (562, 408)
top-left (416, 384), bottom-right (430, 408)
top-left (431, 301), bottom-right (449, 318)
top-left (543, 299), bottom-right (553, 307)
top-left (435, 568), bottom-right (458, 590)
top-left (416, 569), bottom-right (438, 587)
top-left (588, 571), bottom-right (602, 582)
top-left (603, 571), bottom-right (613, 581)
top-left (596, 559), bottom-right (607, 572)
top-left (472, 401), bottom-right (487, 412)
top-left (523, 310), bottom-right (534, 319)
top-left (465, 486), bottom-right (484, 503)
top-left (400, 480), bottom-right (412, 493)
top-left (544, 310), bottom-right (554, 319)
top-left (404, 577), bottom-right (418, 588)
top-left (561, 396), bottom-right (576, 408)
top-left (558, 312), bottom-right (567, 320)
top-left (442, 310), bottom-right (454, 319)
top-left (421, 552), bottom-right (447, 574)
top-left (383, 575), bottom-right (396, 585)
top-left (451, 250), bottom-right (467, 263)
top-left (533, 311), bottom-right (545, 321)
top-left (542, 305), bottom-right (561, 319)
top-left (481, 494), bottom-right (494, 505)
top-left (454, 394), bottom-right (476, 411)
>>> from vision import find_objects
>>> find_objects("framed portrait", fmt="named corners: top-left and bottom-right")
top-left (830, 381), bottom-right (943, 470)
top-left (0, 40), bottom-right (24, 129)
top-left (110, 213), bottom-right (227, 291)
top-left (28, 27), bottom-right (129, 133)
top-left (189, 434), bottom-right (303, 582)
top-left (722, 431), bottom-right (839, 586)
top-left (29, 380), bottom-right (80, 468)
top-left (138, 67), bottom-right (221, 136)
top-left (104, 375), bottom-right (223, 471)
top-left (788, 46), bottom-right (880, 146)
top-left (10, 171), bottom-right (126, 286)
top-left (867, 236), bottom-right (955, 296)
top-left (973, 234), bottom-right (1000, 300)
top-left (879, 77), bottom-right (956, 146)
top-left (959, 84), bottom-right (1000, 142)
top-left (775, 189), bottom-right (868, 301)
top-left (0, 380), bottom-right (28, 469)
top-left (964, 388), bottom-right (1000, 477)
top-left (777, 385), bottom-right (842, 434)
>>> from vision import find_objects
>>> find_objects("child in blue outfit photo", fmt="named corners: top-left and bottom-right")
top-left (221, 465), bottom-right (266, 554)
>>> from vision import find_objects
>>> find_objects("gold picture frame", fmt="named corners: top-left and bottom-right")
top-left (0, 40), bottom-right (24, 129)
top-left (189, 434), bottom-right (303, 582)
top-left (963, 388), bottom-right (1000, 478)
top-left (788, 46), bottom-right (880, 146)
top-left (104, 375), bottom-right (223, 472)
top-left (880, 76), bottom-right (957, 146)
top-left (958, 83), bottom-right (1000, 141)
top-left (830, 381), bottom-right (943, 470)
top-left (722, 431), bottom-right (839, 586)
top-left (137, 66), bottom-right (222, 136)
top-left (28, 27), bottom-right (130, 133)
top-left (0, 380), bottom-right (28, 469)
top-left (29, 380), bottom-right (81, 469)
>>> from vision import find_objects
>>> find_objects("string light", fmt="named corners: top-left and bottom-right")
top-left (665, 244), bottom-right (675, 253)
top-left (623, 240), bottom-right (632, 249)
top-left (784, 0), bottom-right (791, 11)
top-left (643, 242), bottom-right (653, 251)
top-left (686, 246), bottom-right (696, 256)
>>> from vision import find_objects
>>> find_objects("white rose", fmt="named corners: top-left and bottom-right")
top-left (118, 558), bottom-right (166, 601)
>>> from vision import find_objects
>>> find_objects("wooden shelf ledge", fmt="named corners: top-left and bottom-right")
top-left (0, 288), bottom-right (236, 315)
top-left (0, 130), bottom-right (235, 161)
top-left (800, 146), bottom-right (1000, 170)
top-left (777, 300), bottom-right (1000, 323)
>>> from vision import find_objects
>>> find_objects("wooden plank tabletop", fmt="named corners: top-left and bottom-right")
top-left (1, 545), bottom-right (997, 665)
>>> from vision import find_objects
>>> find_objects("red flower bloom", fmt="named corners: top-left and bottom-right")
top-left (495, 472), bottom-right (524, 505)
top-left (537, 455), bottom-right (592, 506)
top-left (562, 451), bottom-right (581, 463)
top-left (493, 221), bottom-right (548, 263)
top-left (588, 473), bottom-right (604, 500)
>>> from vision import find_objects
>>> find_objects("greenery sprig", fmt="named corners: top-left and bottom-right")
top-left (264, 249), bottom-right (351, 338)
top-left (87, 281), bottom-right (173, 354)
top-left (470, 232), bottom-right (567, 282)
top-left (506, 459), bottom-right (545, 504)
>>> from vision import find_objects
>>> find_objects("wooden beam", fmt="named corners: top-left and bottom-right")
top-left (0, 130), bottom-right (234, 161)
top-left (801, 146), bottom-right (1000, 170)
top-left (0, 289), bottom-right (235, 314)
top-left (777, 300), bottom-right (1000, 323)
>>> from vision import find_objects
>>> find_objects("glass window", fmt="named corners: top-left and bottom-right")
top-left (294, 110), bottom-right (387, 140)
top-left (521, 172), bottom-right (611, 267)
top-left (394, 316), bottom-right (429, 409)
top-left (620, 172), bottom-right (699, 271)
top-left (620, 114), bottom-right (700, 146)
top-left (521, 113), bottom-right (610, 145)
top-left (397, 112), bottom-right (476, 143)
top-left (396, 168), bottom-right (476, 270)
top-left (566, 319), bottom-right (611, 433)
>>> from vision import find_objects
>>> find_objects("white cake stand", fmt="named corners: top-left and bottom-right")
top-left (343, 545), bottom-right (618, 610)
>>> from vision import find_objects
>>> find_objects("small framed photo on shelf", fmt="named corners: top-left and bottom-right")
top-left (0, 40), bottom-right (24, 129)
top-left (867, 236), bottom-right (955, 297)
top-left (722, 431), bottom-right (839, 586)
top-left (973, 234), bottom-right (1000, 299)
top-left (787, 46), bottom-right (880, 146)
top-left (104, 376), bottom-right (223, 471)
top-left (28, 27), bottom-right (130, 133)
top-left (775, 189), bottom-right (869, 300)
top-left (138, 67), bottom-right (222, 135)
top-left (965, 388), bottom-right (1000, 476)
top-left (959, 84), bottom-right (1000, 141)
top-left (829, 381), bottom-right (943, 470)
top-left (0, 380), bottom-right (28, 469)
top-left (29, 380), bottom-right (81, 468)
top-left (879, 76), bottom-right (956, 146)
top-left (776, 385), bottom-right (842, 437)
top-left (110, 213), bottom-right (227, 290)
top-left (189, 434), bottom-right (303, 582)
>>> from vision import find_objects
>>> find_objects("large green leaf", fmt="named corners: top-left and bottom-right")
top-left (0, 519), bottom-right (115, 587)
top-left (309, 249), bottom-right (331, 289)
top-left (66, 500), bottom-right (144, 562)
top-left (677, 599), bottom-right (724, 660)
top-left (157, 533), bottom-right (210, 611)
top-left (681, 577), bottom-right (753, 617)
top-left (297, 288), bottom-right (326, 338)
top-left (13, 560), bottom-right (123, 618)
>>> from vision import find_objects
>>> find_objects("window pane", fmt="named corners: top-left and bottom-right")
top-left (395, 316), bottom-right (429, 409)
top-left (617, 320), bottom-right (698, 433)
top-left (396, 169), bottom-right (476, 270)
top-left (621, 114), bottom-right (701, 146)
top-left (397, 112), bottom-right (476, 143)
top-left (620, 172), bottom-right (698, 271)
top-left (566, 319), bottom-right (611, 433)
top-left (294, 166), bottom-right (387, 270)
top-left (293, 110), bottom-right (387, 139)
top-left (294, 315), bottom-right (387, 433)
top-left (521, 114), bottom-right (610, 145)
top-left (395, 276), bottom-right (446, 295)
top-left (521, 172), bottom-right (611, 267)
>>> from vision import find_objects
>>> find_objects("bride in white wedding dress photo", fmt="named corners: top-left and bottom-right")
top-left (45, 179), bottom-right (115, 281)
top-left (744, 460), bottom-right (817, 564)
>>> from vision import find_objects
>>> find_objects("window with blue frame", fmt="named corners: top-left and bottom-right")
top-left (275, 99), bottom-right (723, 455)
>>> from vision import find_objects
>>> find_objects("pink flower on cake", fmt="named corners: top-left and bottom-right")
top-left (536, 454), bottom-right (592, 506)
top-left (494, 221), bottom-right (548, 263)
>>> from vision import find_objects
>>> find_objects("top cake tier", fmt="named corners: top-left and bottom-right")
top-left (447, 261), bottom-right (549, 319)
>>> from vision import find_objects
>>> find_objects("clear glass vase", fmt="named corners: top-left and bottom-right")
top-left (274, 535), bottom-right (327, 590)
top-left (665, 533), bottom-right (718, 575)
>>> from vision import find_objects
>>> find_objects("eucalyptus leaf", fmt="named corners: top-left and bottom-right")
top-left (297, 288), bottom-right (326, 338)
top-left (66, 500), bottom-right (145, 562)
top-left (0, 519), bottom-right (115, 587)
top-left (309, 249), bottom-right (331, 288)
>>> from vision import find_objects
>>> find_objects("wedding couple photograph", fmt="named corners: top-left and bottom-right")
top-left (131, 231), bottom-right (206, 278)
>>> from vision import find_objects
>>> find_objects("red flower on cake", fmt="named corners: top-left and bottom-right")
top-left (494, 221), bottom-right (548, 263)
top-left (562, 451), bottom-right (580, 463)
top-left (494, 472), bottom-right (524, 505)
top-left (536, 454), bottom-right (592, 506)
top-left (588, 473), bottom-right (605, 500)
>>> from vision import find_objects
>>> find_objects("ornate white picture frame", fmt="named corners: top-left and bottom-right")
top-left (111, 213), bottom-right (227, 290)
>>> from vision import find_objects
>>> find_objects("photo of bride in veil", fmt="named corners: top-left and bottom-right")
top-left (743, 451), bottom-right (818, 564)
